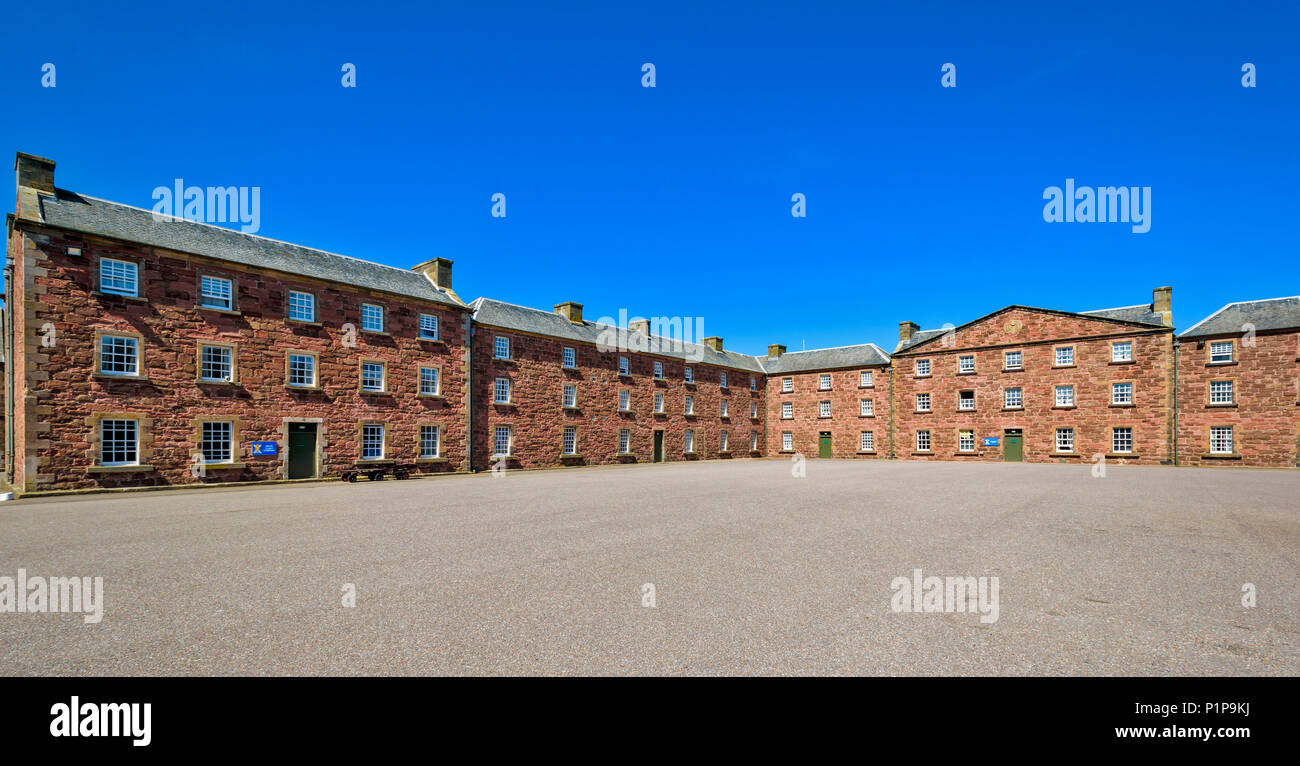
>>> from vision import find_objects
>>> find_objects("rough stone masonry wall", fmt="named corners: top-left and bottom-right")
top-left (1176, 330), bottom-right (1300, 468)
top-left (892, 310), bottom-right (1173, 465)
top-left (15, 224), bottom-right (470, 492)
top-left (765, 365), bottom-right (890, 458)
top-left (470, 326), bottom-right (765, 470)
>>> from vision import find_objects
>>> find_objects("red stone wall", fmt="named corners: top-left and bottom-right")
top-left (765, 365), bottom-right (890, 458)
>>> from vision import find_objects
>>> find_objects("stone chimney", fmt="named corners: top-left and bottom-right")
top-left (1153, 286), bottom-right (1173, 327)
top-left (899, 321), bottom-right (919, 344)
top-left (15, 152), bottom-right (55, 193)
top-left (768, 344), bottom-right (786, 358)
top-left (412, 257), bottom-right (453, 290)
top-left (629, 318), bottom-right (651, 336)
top-left (553, 301), bottom-right (583, 324)
top-left (702, 336), bottom-right (723, 352)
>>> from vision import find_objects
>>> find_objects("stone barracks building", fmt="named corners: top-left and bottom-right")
top-left (4, 153), bottom-right (1297, 494)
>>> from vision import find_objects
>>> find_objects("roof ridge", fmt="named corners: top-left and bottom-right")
top-left (1178, 295), bottom-right (1300, 337)
top-left (1081, 302), bottom-right (1151, 313)
top-left (74, 192), bottom-right (428, 280)
top-left (770, 341), bottom-right (885, 356)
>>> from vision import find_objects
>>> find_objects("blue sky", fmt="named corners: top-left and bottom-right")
top-left (4, 1), bottom-right (1297, 355)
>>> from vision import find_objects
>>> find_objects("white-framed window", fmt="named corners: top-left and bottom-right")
top-left (1210, 425), bottom-right (1234, 454)
top-left (653, 361), bottom-right (663, 379)
top-left (819, 401), bottom-right (831, 417)
top-left (419, 313), bottom-right (439, 340)
top-left (618, 356), bottom-right (630, 375)
top-left (1112, 382), bottom-right (1133, 405)
top-left (199, 275), bottom-right (233, 310)
top-left (420, 425), bottom-right (440, 458)
top-left (916, 430), bottom-right (931, 451)
top-left (1055, 346), bottom-right (1075, 366)
top-left (750, 376), bottom-right (757, 391)
top-left (562, 347), bottom-right (576, 368)
top-left (99, 258), bottom-right (138, 297)
top-left (493, 377), bottom-right (511, 404)
top-left (1112, 427), bottom-right (1132, 454)
top-left (958, 355), bottom-right (975, 374)
top-left (360, 303), bottom-right (384, 333)
top-left (361, 362), bottom-right (385, 392)
top-left (1112, 341), bottom-right (1132, 362)
top-left (494, 336), bottom-right (511, 360)
top-left (685, 395), bottom-right (695, 415)
top-left (684, 366), bottom-right (693, 383)
top-left (781, 402), bottom-right (793, 419)
top-left (750, 401), bottom-right (759, 419)
top-left (1004, 350), bottom-right (1022, 370)
top-left (619, 389), bottom-right (630, 410)
top-left (958, 429), bottom-right (975, 452)
top-left (750, 432), bottom-right (759, 451)
top-left (860, 431), bottom-right (874, 451)
top-left (99, 335), bottom-right (139, 376)
top-left (860, 370), bottom-right (873, 387)
top-left (720, 399), bottom-right (729, 417)
top-left (684, 430), bottom-right (695, 453)
top-left (288, 353), bottom-right (316, 387)
top-left (1055, 385), bottom-right (1075, 407)
top-left (288, 290), bottom-right (315, 322)
top-left (782, 431), bottom-right (793, 451)
top-left (719, 430), bottom-right (729, 451)
top-left (653, 392), bottom-right (664, 413)
top-left (916, 393), bottom-right (931, 412)
top-left (720, 372), bottom-right (728, 388)
top-left (361, 424), bottom-right (385, 460)
top-left (494, 426), bottom-right (512, 456)
top-left (1055, 427), bottom-right (1074, 453)
top-left (562, 384), bottom-right (577, 408)
top-left (819, 374), bottom-right (831, 390)
top-left (959, 390), bottom-right (975, 410)
top-left (1005, 387), bottom-right (1023, 408)
top-left (200, 344), bottom-right (233, 382)
top-left (618, 429), bottom-right (631, 454)
top-left (562, 426), bottom-right (577, 455)
top-left (420, 367), bottom-right (440, 395)
top-left (782, 377), bottom-right (793, 393)
top-left (100, 419), bottom-right (139, 466)
top-left (860, 399), bottom-right (873, 416)
top-left (1210, 341), bottom-right (1234, 364)
top-left (1210, 380), bottom-right (1234, 404)
top-left (200, 421), bottom-right (233, 463)
top-left (915, 359), bottom-right (931, 377)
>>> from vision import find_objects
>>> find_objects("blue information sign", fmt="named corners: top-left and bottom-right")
top-left (983, 437), bottom-right (999, 447)
top-left (251, 441), bottom-right (278, 456)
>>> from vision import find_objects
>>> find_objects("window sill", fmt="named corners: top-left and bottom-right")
top-left (418, 337), bottom-right (446, 346)
top-left (856, 450), bottom-right (876, 455)
top-left (652, 378), bottom-right (666, 385)
top-left (653, 411), bottom-right (667, 417)
top-left (1051, 405), bottom-right (1076, 411)
top-left (955, 408), bottom-right (976, 413)
top-left (1105, 453), bottom-right (1138, 459)
top-left (197, 378), bottom-right (238, 385)
top-left (418, 393), bottom-right (444, 400)
top-left (359, 389), bottom-right (390, 396)
top-left (1053, 452), bottom-right (1082, 457)
top-left (361, 330), bottom-right (391, 337)
top-left (618, 372), bottom-right (633, 380)
top-left (914, 410), bottom-right (931, 415)
top-left (493, 357), bottom-right (515, 364)
top-left (562, 406), bottom-right (581, 412)
top-left (287, 318), bottom-right (323, 327)
top-left (1052, 364), bottom-right (1076, 370)
top-left (1202, 453), bottom-right (1242, 460)
top-left (1108, 403), bottom-right (1135, 408)
top-left (719, 386), bottom-right (729, 392)
top-left (1206, 361), bottom-right (1237, 367)
top-left (717, 450), bottom-right (731, 455)
top-left (1002, 407), bottom-right (1023, 412)
top-left (957, 371), bottom-right (976, 376)
top-left (1002, 367), bottom-right (1023, 373)
top-left (684, 382), bottom-right (696, 388)
top-left (617, 408), bottom-right (633, 414)
top-left (859, 414), bottom-right (875, 418)
top-left (1206, 403), bottom-right (1237, 408)
top-left (914, 375), bottom-right (931, 380)
top-left (720, 415), bottom-right (730, 421)
top-left (952, 451), bottom-right (980, 456)
top-left (492, 401), bottom-right (515, 407)
top-left (198, 306), bottom-right (241, 316)
top-left (911, 451), bottom-right (933, 456)
top-left (859, 385), bottom-right (875, 390)
top-left (88, 464), bottom-right (155, 474)
top-left (93, 291), bottom-right (147, 303)
top-left (778, 450), bottom-right (796, 455)
top-left (354, 459), bottom-right (394, 466)
top-left (202, 462), bottom-right (247, 470)
top-left (559, 453), bottom-right (583, 460)
top-left (1108, 360), bottom-right (1135, 366)
top-left (817, 415), bottom-right (832, 420)
top-left (92, 373), bottom-right (149, 382)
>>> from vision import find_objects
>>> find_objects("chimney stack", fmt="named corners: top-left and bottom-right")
top-left (702, 336), bottom-right (723, 352)
top-left (1153, 286), bottom-right (1173, 327)
top-left (553, 301), bottom-right (583, 324)
top-left (899, 321), bottom-right (919, 344)
top-left (768, 344), bottom-right (786, 358)
top-left (629, 318), bottom-right (651, 336)
top-left (412, 257), bottom-right (453, 290)
top-left (15, 152), bottom-right (55, 193)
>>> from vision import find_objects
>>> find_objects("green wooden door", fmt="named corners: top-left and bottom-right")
top-left (288, 425), bottom-right (317, 478)
top-left (653, 431), bottom-right (664, 463)
top-left (1004, 432), bottom-right (1023, 462)
top-left (819, 433), bottom-right (832, 458)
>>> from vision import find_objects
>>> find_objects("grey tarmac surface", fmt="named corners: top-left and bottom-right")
top-left (0, 459), bottom-right (1296, 676)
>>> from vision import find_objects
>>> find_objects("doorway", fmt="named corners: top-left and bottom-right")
top-left (818, 432), bottom-right (832, 458)
top-left (653, 430), bottom-right (664, 463)
top-left (288, 422), bottom-right (318, 478)
top-left (1003, 429), bottom-right (1023, 462)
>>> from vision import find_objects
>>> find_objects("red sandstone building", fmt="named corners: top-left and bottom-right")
top-left (4, 153), bottom-right (1297, 495)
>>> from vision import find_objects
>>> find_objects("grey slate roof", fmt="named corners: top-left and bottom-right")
top-left (896, 329), bottom-right (949, 353)
top-left (1179, 296), bottom-right (1300, 338)
top-left (471, 298), bottom-right (767, 372)
top-left (36, 189), bottom-right (463, 308)
top-left (760, 344), bottom-right (890, 374)
top-left (1080, 303), bottom-right (1165, 326)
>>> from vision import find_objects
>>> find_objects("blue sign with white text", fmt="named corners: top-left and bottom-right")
top-left (983, 437), bottom-right (999, 447)
top-left (251, 441), bottom-right (278, 456)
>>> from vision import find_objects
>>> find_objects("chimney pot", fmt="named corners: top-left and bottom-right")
top-left (14, 152), bottom-right (55, 194)
top-left (553, 301), bottom-right (584, 324)
top-left (768, 344), bottom-right (786, 358)
top-left (702, 336), bottom-right (723, 352)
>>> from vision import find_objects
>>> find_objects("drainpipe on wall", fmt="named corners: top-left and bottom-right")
top-left (3, 257), bottom-right (13, 485)
top-left (1172, 339), bottom-right (1179, 467)
top-left (887, 365), bottom-right (896, 459)
top-left (466, 313), bottom-right (476, 472)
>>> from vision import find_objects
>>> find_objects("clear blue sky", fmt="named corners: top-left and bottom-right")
top-left (4, 1), bottom-right (1297, 355)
